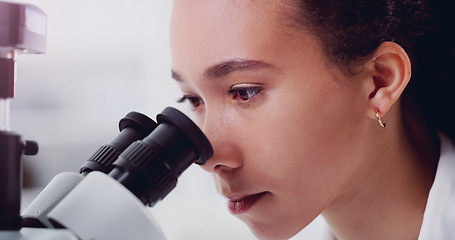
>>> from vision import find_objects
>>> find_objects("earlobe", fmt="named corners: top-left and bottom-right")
top-left (366, 42), bottom-right (412, 120)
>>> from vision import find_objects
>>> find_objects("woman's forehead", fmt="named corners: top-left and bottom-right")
top-left (170, 1), bottom-right (309, 74)
top-left (170, 0), bottom-right (288, 34)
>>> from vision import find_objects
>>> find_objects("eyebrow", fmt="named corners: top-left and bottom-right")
top-left (171, 58), bottom-right (274, 82)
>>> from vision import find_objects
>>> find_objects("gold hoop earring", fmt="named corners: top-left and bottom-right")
top-left (376, 110), bottom-right (386, 128)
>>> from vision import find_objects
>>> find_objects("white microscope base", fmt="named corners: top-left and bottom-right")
top-left (0, 228), bottom-right (78, 240)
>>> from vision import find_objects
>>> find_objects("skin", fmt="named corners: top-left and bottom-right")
top-left (170, 1), bottom-right (438, 239)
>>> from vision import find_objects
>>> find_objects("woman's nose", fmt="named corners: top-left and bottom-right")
top-left (199, 112), bottom-right (243, 174)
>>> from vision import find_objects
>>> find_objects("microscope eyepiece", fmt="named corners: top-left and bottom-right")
top-left (80, 111), bottom-right (158, 175)
top-left (156, 107), bottom-right (212, 165)
top-left (109, 107), bottom-right (213, 206)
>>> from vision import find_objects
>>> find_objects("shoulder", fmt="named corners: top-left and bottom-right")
top-left (419, 133), bottom-right (455, 240)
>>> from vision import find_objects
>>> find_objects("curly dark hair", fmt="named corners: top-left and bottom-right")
top-left (287, 0), bottom-right (455, 140)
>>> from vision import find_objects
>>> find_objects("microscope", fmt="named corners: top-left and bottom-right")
top-left (0, 2), bottom-right (213, 239)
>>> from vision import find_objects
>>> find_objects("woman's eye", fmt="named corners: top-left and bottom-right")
top-left (177, 95), bottom-right (204, 108)
top-left (228, 87), bottom-right (262, 101)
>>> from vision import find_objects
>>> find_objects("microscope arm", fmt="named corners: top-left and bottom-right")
top-left (21, 173), bottom-right (84, 228)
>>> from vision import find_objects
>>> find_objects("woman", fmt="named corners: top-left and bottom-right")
top-left (169, 0), bottom-right (455, 239)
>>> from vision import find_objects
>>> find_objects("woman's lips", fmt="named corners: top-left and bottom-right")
top-left (227, 192), bottom-right (267, 214)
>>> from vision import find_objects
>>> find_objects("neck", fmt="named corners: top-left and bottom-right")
top-left (322, 105), bottom-right (439, 240)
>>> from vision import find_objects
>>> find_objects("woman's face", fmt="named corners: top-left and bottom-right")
top-left (171, 1), bottom-right (370, 239)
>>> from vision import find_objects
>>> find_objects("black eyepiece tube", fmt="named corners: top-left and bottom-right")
top-left (109, 107), bottom-right (213, 206)
top-left (80, 112), bottom-right (158, 175)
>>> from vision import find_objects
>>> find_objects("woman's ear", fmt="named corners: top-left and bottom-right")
top-left (364, 41), bottom-right (412, 120)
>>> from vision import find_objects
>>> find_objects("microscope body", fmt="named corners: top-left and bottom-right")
top-left (0, 104), bottom-right (212, 240)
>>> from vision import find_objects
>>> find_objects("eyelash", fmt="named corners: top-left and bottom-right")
top-left (177, 86), bottom-right (263, 109)
top-left (177, 94), bottom-right (203, 108)
top-left (227, 86), bottom-right (263, 102)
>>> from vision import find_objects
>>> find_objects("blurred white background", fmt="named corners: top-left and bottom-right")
top-left (6, 0), bottom-right (256, 239)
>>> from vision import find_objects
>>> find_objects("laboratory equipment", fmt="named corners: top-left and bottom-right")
top-left (0, 2), bottom-right (214, 239)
